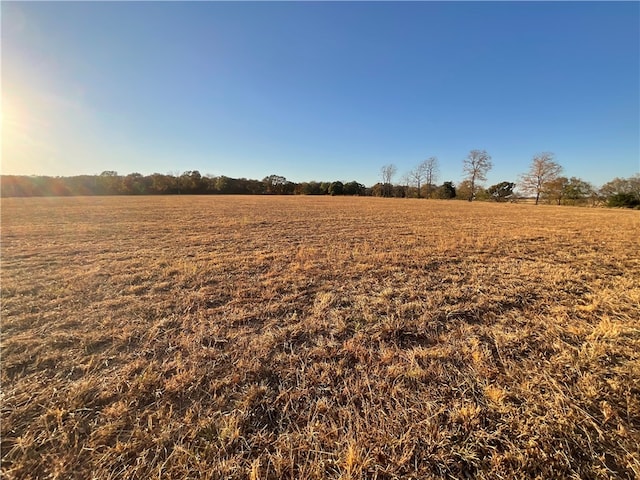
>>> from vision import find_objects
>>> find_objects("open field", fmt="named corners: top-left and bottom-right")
top-left (1, 196), bottom-right (639, 479)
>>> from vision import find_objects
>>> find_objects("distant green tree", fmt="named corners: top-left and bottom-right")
top-left (96, 171), bottom-right (122, 194)
top-left (474, 187), bottom-right (491, 201)
top-left (343, 181), bottom-right (366, 196)
top-left (328, 181), bottom-right (344, 196)
top-left (149, 173), bottom-right (176, 194)
top-left (213, 175), bottom-right (231, 193)
top-left (319, 182), bottom-right (331, 195)
top-left (245, 179), bottom-right (265, 195)
top-left (434, 181), bottom-right (456, 199)
top-left (608, 193), bottom-right (640, 208)
top-left (487, 181), bottom-right (515, 202)
top-left (122, 173), bottom-right (147, 195)
top-left (562, 177), bottom-right (594, 205)
top-left (178, 171), bottom-right (203, 194)
top-left (263, 175), bottom-right (289, 194)
top-left (392, 184), bottom-right (408, 198)
top-left (296, 182), bottom-right (320, 195)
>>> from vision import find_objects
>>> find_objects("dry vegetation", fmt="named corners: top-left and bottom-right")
top-left (1, 196), bottom-right (639, 479)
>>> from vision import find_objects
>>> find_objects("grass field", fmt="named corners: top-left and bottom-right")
top-left (1, 196), bottom-right (639, 479)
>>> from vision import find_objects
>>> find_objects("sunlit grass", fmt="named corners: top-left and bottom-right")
top-left (1, 196), bottom-right (639, 479)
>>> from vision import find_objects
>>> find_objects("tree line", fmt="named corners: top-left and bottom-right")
top-left (0, 171), bottom-right (368, 198)
top-left (1, 152), bottom-right (638, 208)
top-left (379, 150), bottom-right (640, 208)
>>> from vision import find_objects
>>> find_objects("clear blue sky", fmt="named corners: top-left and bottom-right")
top-left (2, 1), bottom-right (639, 188)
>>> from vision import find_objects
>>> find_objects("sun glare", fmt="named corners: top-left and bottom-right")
top-left (2, 93), bottom-right (20, 137)
top-left (0, 94), bottom-right (43, 175)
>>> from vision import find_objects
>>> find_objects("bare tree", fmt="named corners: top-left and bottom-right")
top-left (408, 166), bottom-right (425, 198)
top-left (410, 157), bottom-right (439, 198)
top-left (462, 150), bottom-right (493, 201)
top-left (400, 172), bottom-right (411, 197)
top-left (519, 153), bottom-right (563, 205)
top-left (380, 164), bottom-right (397, 197)
top-left (423, 157), bottom-right (439, 198)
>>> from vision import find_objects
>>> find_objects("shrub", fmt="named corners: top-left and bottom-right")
top-left (607, 193), bottom-right (640, 208)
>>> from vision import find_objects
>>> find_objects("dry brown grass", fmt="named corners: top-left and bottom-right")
top-left (1, 196), bottom-right (639, 479)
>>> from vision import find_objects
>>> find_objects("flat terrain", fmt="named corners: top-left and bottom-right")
top-left (1, 196), bottom-right (639, 479)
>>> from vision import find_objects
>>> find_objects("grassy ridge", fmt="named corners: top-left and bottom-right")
top-left (1, 196), bottom-right (639, 479)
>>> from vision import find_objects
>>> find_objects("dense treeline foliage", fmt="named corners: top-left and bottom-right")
top-left (1, 170), bottom-right (638, 208)
top-left (0, 172), bottom-right (365, 198)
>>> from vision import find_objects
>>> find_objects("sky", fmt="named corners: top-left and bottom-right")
top-left (2, 1), bottom-right (639, 188)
